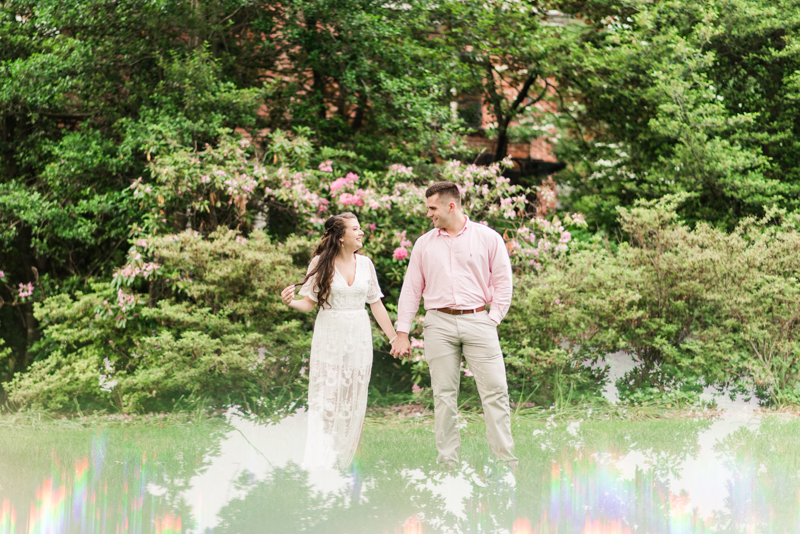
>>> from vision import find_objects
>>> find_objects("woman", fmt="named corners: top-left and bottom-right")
top-left (280, 212), bottom-right (398, 469)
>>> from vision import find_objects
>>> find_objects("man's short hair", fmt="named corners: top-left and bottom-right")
top-left (425, 181), bottom-right (461, 206)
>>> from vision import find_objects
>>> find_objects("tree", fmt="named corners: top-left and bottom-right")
top-left (0, 0), bottom-right (460, 375)
top-left (434, 0), bottom-right (582, 162)
top-left (554, 0), bottom-right (800, 229)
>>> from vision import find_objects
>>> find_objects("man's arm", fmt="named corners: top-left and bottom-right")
top-left (391, 240), bottom-right (425, 357)
top-left (396, 242), bottom-right (425, 333)
top-left (487, 233), bottom-right (513, 324)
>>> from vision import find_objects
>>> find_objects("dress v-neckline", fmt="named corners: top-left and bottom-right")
top-left (335, 256), bottom-right (358, 288)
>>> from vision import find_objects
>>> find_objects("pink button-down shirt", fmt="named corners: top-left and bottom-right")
top-left (396, 217), bottom-right (513, 333)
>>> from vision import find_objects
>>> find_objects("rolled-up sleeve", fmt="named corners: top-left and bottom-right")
top-left (365, 257), bottom-right (384, 304)
top-left (396, 240), bottom-right (425, 333)
top-left (298, 256), bottom-right (320, 302)
top-left (487, 234), bottom-right (513, 324)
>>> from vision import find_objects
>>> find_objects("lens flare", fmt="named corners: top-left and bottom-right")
top-left (0, 500), bottom-right (16, 534)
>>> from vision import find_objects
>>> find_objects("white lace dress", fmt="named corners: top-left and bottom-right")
top-left (298, 253), bottom-right (383, 469)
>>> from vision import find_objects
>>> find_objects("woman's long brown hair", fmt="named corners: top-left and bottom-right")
top-left (299, 212), bottom-right (358, 309)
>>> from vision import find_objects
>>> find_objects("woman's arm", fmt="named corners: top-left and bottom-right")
top-left (369, 299), bottom-right (398, 346)
top-left (281, 285), bottom-right (316, 313)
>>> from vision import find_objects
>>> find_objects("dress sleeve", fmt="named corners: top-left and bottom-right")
top-left (365, 257), bottom-right (384, 304)
top-left (297, 256), bottom-right (320, 302)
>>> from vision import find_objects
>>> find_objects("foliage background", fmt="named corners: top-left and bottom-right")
top-left (3, 0), bottom-right (800, 413)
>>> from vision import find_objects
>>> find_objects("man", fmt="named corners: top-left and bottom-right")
top-left (391, 181), bottom-right (516, 468)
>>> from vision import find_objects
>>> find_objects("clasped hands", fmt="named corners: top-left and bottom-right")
top-left (390, 332), bottom-right (412, 360)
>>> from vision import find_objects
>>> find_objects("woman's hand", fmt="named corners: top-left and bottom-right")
top-left (281, 286), bottom-right (316, 312)
top-left (281, 285), bottom-right (296, 306)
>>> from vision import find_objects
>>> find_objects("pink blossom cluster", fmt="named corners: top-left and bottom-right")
top-left (114, 262), bottom-right (160, 280)
top-left (135, 239), bottom-right (148, 247)
top-left (540, 187), bottom-right (556, 204)
top-left (394, 230), bottom-right (413, 248)
top-left (410, 338), bottom-right (425, 349)
top-left (0, 270), bottom-right (5, 279)
top-left (300, 191), bottom-right (329, 212)
top-left (18, 282), bottom-right (34, 298)
top-left (338, 189), bottom-right (367, 207)
top-left (318, 160), bottom-right (333, 172)
top-left (506, 213), bottom-right (586, 270)
top-left (117, 289), bottom-right (138, 311)
top-left (272, 171), bottom-right (329, 217)
top-left (224, 174), bottom-right (258, 197)
top-left (412, 384), bottom-right (424, 393)
top-left (393, 247), bottom-right (409, 260)
top-left (570, 213), bottom-right (586, 225)
top-left (499, 196), bottom-right (527, 219)
top-left (388, 164), bottom-right (413, 176)
top-left (330, 172), bottom-right (359, 193)
top-left (390, 183), bottom-right (428, 216)
top-left (236, 235), bottom-right (248, 244)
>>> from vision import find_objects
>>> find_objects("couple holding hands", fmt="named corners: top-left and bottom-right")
top-left (280, 181), bottom-right (516, 470)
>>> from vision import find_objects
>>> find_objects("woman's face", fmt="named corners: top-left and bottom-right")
top-left (340, 219), bottom-right (364, 250)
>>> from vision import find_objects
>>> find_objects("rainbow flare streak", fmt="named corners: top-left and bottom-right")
top-left (4, 436), bottom-right (181, 534)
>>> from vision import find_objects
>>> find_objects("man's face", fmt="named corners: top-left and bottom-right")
top-left (426, 194), bottom-right (451, 228)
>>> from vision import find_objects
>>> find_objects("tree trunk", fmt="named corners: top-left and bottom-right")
top-left (305, 16), bottom-right (327, 121)
top-left (494, 118), bottom-right (511, 162)
top-left (351, 92), bottom-right (368, 130)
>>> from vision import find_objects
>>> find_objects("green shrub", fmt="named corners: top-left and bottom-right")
top-left (6, 230), bottom-right (313, 413)
top-left (503, 194), bottom-right (800, 406)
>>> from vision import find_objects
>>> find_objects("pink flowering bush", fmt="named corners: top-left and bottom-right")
top-left (11, 129), bottom-right (592, 413)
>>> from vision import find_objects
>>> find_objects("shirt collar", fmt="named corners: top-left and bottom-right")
top-left (437, 215), bottom-right (471, 237)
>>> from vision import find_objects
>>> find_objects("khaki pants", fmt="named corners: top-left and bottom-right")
top-left (423, 310), bottom-right (516, 465)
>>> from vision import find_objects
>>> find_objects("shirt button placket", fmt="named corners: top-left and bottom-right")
top-left (451, 238), bottom-right (458, 306)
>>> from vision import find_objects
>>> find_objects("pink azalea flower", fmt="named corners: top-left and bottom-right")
top-left (412, 384), bottom-right (423, 393)
top-left (339, 193), bottom-right (364, 206)
top-left (393, 247), bottom-right (409, 260)
top-left (463, 368), bottom-right (474, 377)
top-left (330, 172), bottom-right (359, 193)
top-left (369, 223), bottom-right (377, 231)
top-left (18, 282), bottom-right (34, 299)
top-left (411, 338), bottom-right (425, 349)
top-left (389, 164), bottom-right (414, 176)
top-left (0, 270), bottom-right (4, 279)
top-left (318, 160), bottom-right (333, 172)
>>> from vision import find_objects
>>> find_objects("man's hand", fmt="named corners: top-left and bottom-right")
top-left (390, 332), bottom-right (411, 359)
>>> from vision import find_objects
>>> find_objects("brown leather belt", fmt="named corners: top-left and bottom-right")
top-left (435, 306), bottom-right (486, 315)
